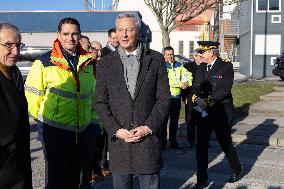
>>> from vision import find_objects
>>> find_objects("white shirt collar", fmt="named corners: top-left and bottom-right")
top-left (209, 58), bottom-right (217, 67)
top-left (125, 48), bottom-right (138, 56)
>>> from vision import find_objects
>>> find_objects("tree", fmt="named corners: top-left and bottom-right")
top-left (143, 0), bottom-right (242, 48)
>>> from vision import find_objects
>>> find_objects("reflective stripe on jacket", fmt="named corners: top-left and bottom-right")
top-left (25, 39), bottom-right (99, 133)
top-left (166, 61), bottom-right (193, 97)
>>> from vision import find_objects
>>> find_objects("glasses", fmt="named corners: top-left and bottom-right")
top-left (0, 43), bottom-right (25, 51)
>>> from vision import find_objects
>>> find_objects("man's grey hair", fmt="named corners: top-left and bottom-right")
top-left (0, 22), bottom-right (21, 40)
top-left (116, 13), bottom-right (141, 31)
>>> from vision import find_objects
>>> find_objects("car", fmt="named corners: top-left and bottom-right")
top-left (17, 46), bottom-right (51, 81)
top-left (272, 53), bottom-right (284, 80)
top-left (174, 55), bottom-right (193, 65)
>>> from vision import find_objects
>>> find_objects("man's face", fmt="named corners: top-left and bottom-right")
top-left (57, 23), bottom-right (80, 54)
top-left (116, 17), bottom-right (139, 52)
top-left (0, 28), bottom-right (21, 67)
top-left (201, 50), bottom-right (213, 64)
top-left (164, 50), bottom-right (174, 62)
top-left (194, 53), bottom-right (203, 64)
top-left (79, 37), bottom-right (91, 52)
top-left (109, 32), bottom-right (119, 48)
top-left (91, 42), bottom-right (102, 58)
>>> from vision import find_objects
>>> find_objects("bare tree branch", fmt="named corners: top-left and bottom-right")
top-left (144, 0), bottom-right (245, 48)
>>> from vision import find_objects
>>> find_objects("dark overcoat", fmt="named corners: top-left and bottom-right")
top-left (95, 47), bottom-right (170, 174)
top-left (0, 66), bottom-right (32, 189)
top-left (100, 46), bottom-right (113, 58)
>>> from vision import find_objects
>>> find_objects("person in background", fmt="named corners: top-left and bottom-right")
top-left (89, 40), bottom-right (111, 182)
top-left (93, 29), bottom-right (119, 178)
top-left (0, 22), bottom-right (32, 189)
top-left (25, 17), bottom-right (99, 189)
top-left (191, 41), bottom-right (243, 189)
top-left (95, 13), bottom-right (170, 189)
top-left (79, 35), bottom-right (92, 52)
top-left (91, 41), bottom-right (102, 59)
top-left (162, 46), bottom-right (193, 149)
top-left (101, 28), bottom-right (119, 57)
top-left (182, 48), bottom-right (203, 148)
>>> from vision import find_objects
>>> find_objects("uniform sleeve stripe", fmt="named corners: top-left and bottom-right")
top-left (25, 84), bottom-right (44, 96)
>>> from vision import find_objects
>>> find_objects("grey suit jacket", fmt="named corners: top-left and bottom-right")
top-left (95, 47), bottom-right (170, 174)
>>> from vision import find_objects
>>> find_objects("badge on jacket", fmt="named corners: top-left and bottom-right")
top-left (212, 75), bottom-right (222, 79)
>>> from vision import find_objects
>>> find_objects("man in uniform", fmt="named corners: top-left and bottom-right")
top-left (192, 41), bottom-right (242, 188)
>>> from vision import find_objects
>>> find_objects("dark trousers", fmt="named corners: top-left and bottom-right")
top-left (162, 98), bottom-right (181, 146)
top-left (92, 131), bottom-right (109, 175)
top-left (195, 103), bottom-right (241, 182)
top-left (0, 134), bottom-right (32, 189)
top-left (185, 103), bottom-right (197, 145)
top-left (112, 173), bottom-right (160, 189)
top-left (43, 141), bottom-right (95, 189)
top-left (41, 124), bottom-right (97, 189)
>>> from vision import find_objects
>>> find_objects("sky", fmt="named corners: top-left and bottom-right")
top-left (0, 0), bottom-right (112, 11)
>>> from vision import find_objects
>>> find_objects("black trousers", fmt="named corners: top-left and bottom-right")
top-left (162, 98), bottom-right (181, 146)
top-left (43, 141), bottom-right (95, 189)
top-left (0, 133), bottom-right (32, 189)
top-left (41, 125), bottom-right (96, 189)
top-left (92, 131), bottom-right (109, 175)
top-left (185, 102), bottom-right (197, 145)
top-left (195, 103), bottom-right (241, 182)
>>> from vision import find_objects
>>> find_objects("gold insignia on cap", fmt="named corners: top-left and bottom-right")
top-left (199, 45), bottom-right (218, 51)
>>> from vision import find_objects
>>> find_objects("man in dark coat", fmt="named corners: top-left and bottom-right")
top-left (182, 48), bottom-right (202, 147)
top-left (100, 28), bottom-right (119, 57)
top-left (95, 13), bottom-right (170, 189)
top-left (0, 23), bottom-right (32, 189)
top-left (192, 41), bottom-right (242, 189)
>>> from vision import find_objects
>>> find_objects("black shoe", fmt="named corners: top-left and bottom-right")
top-left (192, 181), bottom-right (208, 189)
top-left (170, 143), bottom-right (184, 149)
top-left (227, 167), bottom-right (243, 183)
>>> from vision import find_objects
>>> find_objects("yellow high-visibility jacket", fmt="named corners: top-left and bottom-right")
top-left (25, 39), bottom-right (99, 133)
top-left (166, 61), bottom-right (193, 98)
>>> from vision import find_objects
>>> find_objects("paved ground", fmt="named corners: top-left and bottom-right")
top-left (30, 137), bottom-right (284, 189)
top-left (30, 75), bottom-right (284, 189)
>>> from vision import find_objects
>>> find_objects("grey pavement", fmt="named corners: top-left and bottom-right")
top-left (30, 74), bottom-right (284, 188)
top-left (30, 137), bottom-right (284, 189)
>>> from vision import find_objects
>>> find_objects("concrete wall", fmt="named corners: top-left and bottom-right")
top-left (150, 31), bottom-right (201, 56)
